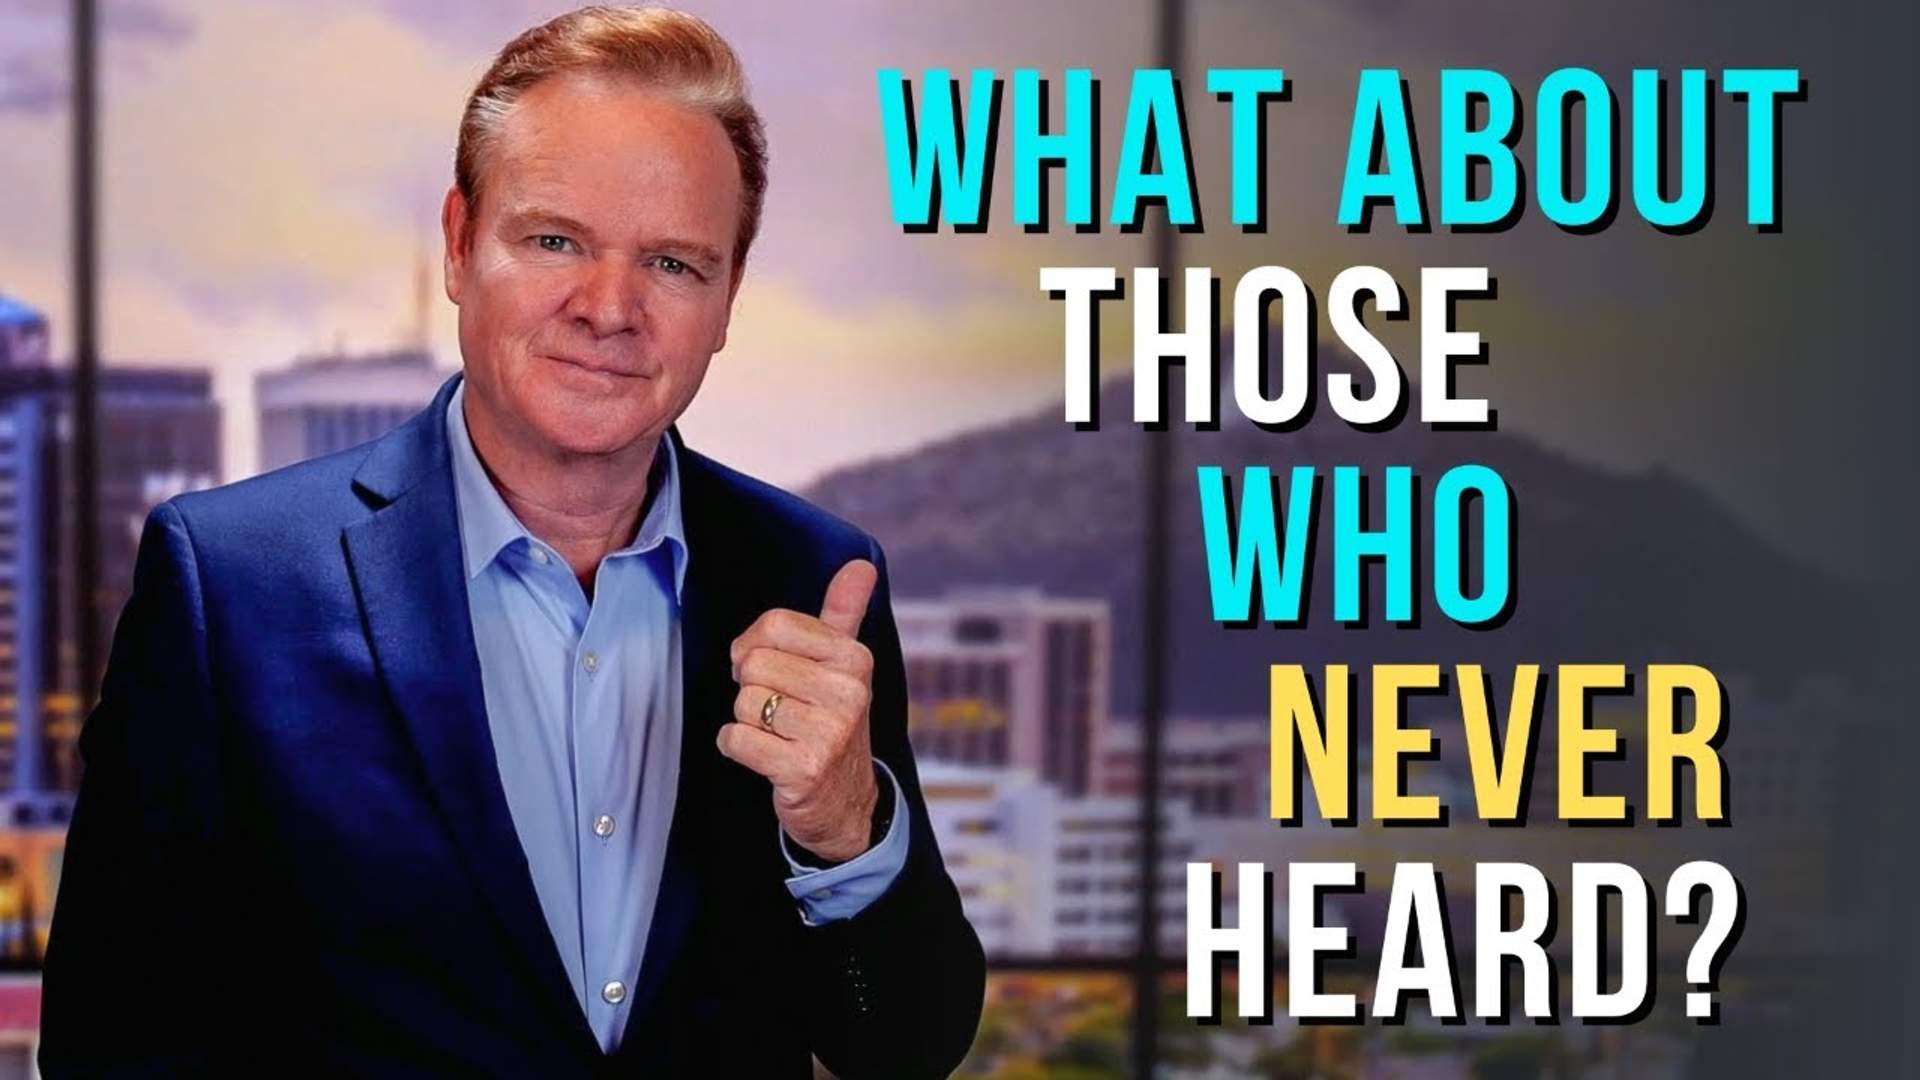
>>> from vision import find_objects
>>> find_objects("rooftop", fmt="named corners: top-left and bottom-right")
top-left (0, 296), bottom-right (45, 329)
top-left (289, 346), bottom-right (435, 371)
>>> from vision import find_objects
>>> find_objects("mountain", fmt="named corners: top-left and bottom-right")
top-left (802, 353), bottom-right (1867, 717)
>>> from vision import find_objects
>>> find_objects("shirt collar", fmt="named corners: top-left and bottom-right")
top-left (445, 376), bottom-right (688, 600)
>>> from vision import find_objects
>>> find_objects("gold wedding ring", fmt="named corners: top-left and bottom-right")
top-left (760, 690), bottom-right (784, 734)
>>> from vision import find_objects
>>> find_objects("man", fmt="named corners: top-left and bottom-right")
top-left (38, 7), bottom-right (984, 1077)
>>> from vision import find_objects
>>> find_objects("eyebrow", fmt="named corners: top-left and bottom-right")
top-left (497, 207), bottom-right (726, 270)
top-left (498, 207), bottom-right (596, 241)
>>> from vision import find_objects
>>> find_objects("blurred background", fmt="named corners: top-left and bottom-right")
top-left (1, 0), bottom-right (1916, 1077)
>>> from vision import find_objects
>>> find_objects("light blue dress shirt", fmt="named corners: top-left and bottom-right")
top-left (444, 382), bottom-right (910, 1052)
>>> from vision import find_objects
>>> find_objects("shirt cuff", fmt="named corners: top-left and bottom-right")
top-left (779, 760), bottom-right (911, 926)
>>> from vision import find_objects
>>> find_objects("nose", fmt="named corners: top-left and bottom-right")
top-left (565, 255), bottom-right (643, 338)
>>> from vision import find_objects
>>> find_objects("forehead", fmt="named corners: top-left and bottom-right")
top-left (483, 70), bottom-right (742, 244)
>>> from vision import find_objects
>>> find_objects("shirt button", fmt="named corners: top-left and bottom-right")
top-left (582, 651), bottom-right (599, 674)
top-left (593, 814), bottom-right (616, 838)
top-left (602, 980), bottom-right (627, 1005)
top-left (530, 547), bottom-right (550, 565)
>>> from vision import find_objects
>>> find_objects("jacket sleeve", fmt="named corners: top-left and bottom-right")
top-left (39, 501), bottom-right (231, 1077)
top-left (801, 538), bottom-right (986, 1080)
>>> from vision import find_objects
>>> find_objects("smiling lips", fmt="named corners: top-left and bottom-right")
top-left (547, 353), bottom-right (645, 379)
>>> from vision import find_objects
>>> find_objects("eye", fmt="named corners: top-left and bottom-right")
top-left (533, 234), bottom-right (577, 254)
top-left (653, 255), bottom-right (690, 276)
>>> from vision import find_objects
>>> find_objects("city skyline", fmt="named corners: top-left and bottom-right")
top-left (0, 4), bottom-right (1909, 1074)
top-left (2, 1), bottom-right (1912, 581)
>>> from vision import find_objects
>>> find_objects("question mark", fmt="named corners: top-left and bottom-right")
top-left (1665, 860), bottom-right (1744, 1021)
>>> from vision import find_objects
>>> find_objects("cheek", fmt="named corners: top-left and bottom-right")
top-left (661, 293), bottom-right (734, 354)
top-left (474, 281), bottom-right (564, 354)
top-left (473, 247), bottom-right (559, 310)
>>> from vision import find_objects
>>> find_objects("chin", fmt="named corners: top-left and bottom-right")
top-left (522, 390), bottom-right (660, 457)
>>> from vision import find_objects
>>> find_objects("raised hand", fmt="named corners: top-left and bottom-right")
top-left (719, 559), bottom-right (882, 863)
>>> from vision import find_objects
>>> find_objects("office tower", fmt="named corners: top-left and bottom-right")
top-left (1097, 715), bottom-right (1269, 816)
top-left (0, 299), bottom-right (48, 369)
top-left (0, 314), bottom-right (219, 819)
top-left (895, 590), bottom-right (1109, 796)
top-left (918, 762), bottom-right (1199, 958)
top-left (256, 347), bottom-right (448, 473)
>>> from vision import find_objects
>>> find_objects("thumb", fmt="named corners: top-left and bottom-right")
top-left (818, 558), bottom-right (878, 637)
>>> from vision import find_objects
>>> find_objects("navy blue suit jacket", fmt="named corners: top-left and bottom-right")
top-left (39, 374), bottom-right (984, 1078)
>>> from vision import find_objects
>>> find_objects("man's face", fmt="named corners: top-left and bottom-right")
top-left (443, 70), bottom-right (744, 459)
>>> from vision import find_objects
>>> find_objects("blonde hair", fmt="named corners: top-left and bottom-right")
top-left (455, 5), bottom-right (769, 270)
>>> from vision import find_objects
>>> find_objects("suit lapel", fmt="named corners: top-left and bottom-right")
top-left (340, 375), bottom-right (600, 1057)
top-left (614, 429), bottom-right (748, 1060)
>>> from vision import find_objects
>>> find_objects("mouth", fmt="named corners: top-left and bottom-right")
top-left (545, 353), bottom-right (644, 380)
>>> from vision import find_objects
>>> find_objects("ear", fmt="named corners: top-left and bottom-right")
top-left (441, 184), bottom-right (470, 305)
top-left (712, 261), bottom-right (746, 352)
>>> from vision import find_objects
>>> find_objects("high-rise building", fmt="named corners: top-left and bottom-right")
top-left (0, 299), bottom-right (48, 369)
top-left (895, 590), bottom-right (1109, 796)
top-left (256, 347), bottom-right (449, 473)
top-left (919, 762), bottom-right (1200, 959)
top-left (0, 306), bottom-right (219, 823)
top-left (1097, 715), bottom-right (1270, 817)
